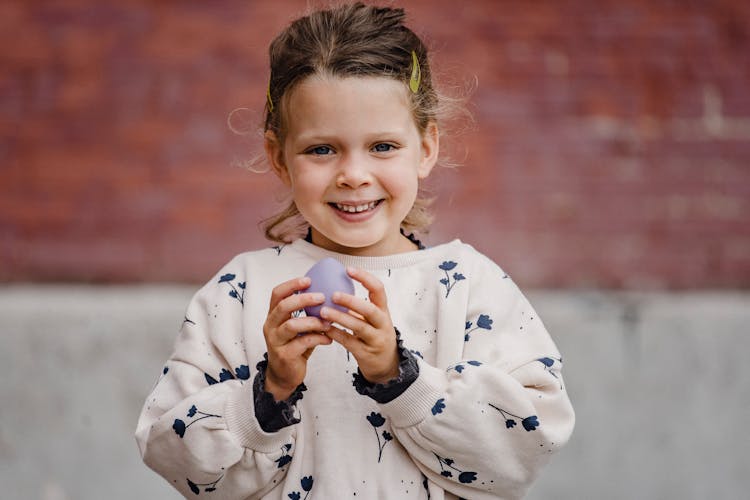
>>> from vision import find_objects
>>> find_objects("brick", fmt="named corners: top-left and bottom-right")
top-left (1, 0), bottom-right (749, 287)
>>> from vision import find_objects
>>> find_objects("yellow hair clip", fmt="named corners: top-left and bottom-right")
top-left (409, 50), bottom-right (421, 94)
top-left (267, 81), bottom-right (274, 113)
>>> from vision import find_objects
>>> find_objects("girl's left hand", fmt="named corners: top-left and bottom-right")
top-left (320, 267), bottom-right (400, 385)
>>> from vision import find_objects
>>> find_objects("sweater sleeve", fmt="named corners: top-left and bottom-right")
top-left (134, 264), bottom-right (298, 498)
top-left (378, 253), bottom-right (575, 499)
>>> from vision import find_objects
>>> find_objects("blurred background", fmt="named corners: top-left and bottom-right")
top-left (1, 0), bottom-right (748, 499)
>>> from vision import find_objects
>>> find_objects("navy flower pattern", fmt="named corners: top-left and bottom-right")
top-left (274, 443), bottom-right (293, 469)
top-left (423, 475), bottom-right (431, 499)
top-left (488, 403), bottom-right (539, 431)
top-left (234, 364), bottom-right (251, 380)
top-left (150, 364), bottom-right (170, 391)
top-left (538, 356), bottom-right (563, 388)
top-left (433, 452), bottom-right (477, 483)
top-left (173, 405), bottom-right (222, 439)
top-left (287, 475), bottom-right (314, 499)
top-left (448, 360), bottom-right (482, 374)
top-left (218, 273), bottom-right (246, 306)
top-left (438, 261), bottom-right (465, 298)
top-left (219, 368), bottom-right (234, 382)
top-left (187, 474), bottom-right (223, 495)
top-left (172, 419), bottom-right (186, 437)
top-left (366, 412), bottom-right (393, 462)
top-left (204, 365), bottom-right (250, 386)
top-left (538, 357), bottom-right (555, 368)
top-left (431, 398), bottom-right (446, 415)
top-left (522, 416), bottom-right (540, 431)
top-left (464, 314), bottom-right (493, 341)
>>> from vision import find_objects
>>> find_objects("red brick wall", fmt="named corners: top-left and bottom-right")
top-left (2, 0), bottom-right (749, 288)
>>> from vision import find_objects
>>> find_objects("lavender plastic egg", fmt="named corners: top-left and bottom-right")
top-left (303, 258), bottom-right (355, 318)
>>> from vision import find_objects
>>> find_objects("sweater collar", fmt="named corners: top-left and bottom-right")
top-left (288, 238), bottom-right (462, 272)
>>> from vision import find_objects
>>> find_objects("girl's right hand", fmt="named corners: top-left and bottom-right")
top-left (262, 276), bottom-right (333, 401)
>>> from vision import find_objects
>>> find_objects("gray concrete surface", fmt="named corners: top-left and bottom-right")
top-left (0, 285), bottom-right (747, 499)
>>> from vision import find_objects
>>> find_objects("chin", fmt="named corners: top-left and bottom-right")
top-left (316, 231), bottom-right (383, 253)
top-left (335, 238), bottom-right (380, 251)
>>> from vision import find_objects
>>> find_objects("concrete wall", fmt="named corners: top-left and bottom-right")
top-left (1, 285), bottom-right (747, 499)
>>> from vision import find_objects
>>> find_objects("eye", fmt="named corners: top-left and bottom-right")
top-left (307, 145), bottom-right (334, 156)
top-left (372, 143), bottom-right (396, 153)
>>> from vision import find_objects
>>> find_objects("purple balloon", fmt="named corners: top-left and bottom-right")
top-left (303, 258), bottom-right (355, 318)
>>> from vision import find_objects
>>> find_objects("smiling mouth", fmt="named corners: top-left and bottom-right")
top-left (330, 200), bottom-right (383, 213)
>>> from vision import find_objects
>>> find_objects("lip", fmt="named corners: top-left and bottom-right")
top-left (328, 199), bottom-right (383, 222)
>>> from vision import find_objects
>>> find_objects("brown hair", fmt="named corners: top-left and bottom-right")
top-left (262, 2), bottom-right (441, 243)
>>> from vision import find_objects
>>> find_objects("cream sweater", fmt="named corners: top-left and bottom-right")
top-left (135, 238), bottom-right (574, 499)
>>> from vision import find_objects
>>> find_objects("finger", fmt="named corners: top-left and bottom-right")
top-left (285, 331), bottom-right (333, 357)
top-left (302, 346), bottom-right (315, 360)
top-left (270, 276), bottom-right (311, 305)
top-left (268, 291), bottom-right (324, 327)
top-left (271, 316), bottom-right (331, 345)
top-left (275, 291), bottom-right (326, 320)
top-left (268, 277), bottom-right (311, 312)
top-left (347, 267), bottom-right (389, 311)
top-left (324, 325), bottom-right (359, 353)
top-left (330, 292), bottom-right (386, 328)
top-left (319, 305), bottom-right (372, 337)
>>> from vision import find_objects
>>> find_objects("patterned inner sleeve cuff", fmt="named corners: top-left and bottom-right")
top-left (253, 354), bottom-right (306, 433)
top-left (352, 327), bottom-right (420, 404)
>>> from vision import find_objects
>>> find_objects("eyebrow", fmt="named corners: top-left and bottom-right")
top-left (294, 129), bottom-right (409, 144)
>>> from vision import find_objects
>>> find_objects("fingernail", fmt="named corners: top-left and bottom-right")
top-left (313, 293), bottom-right (325, 301)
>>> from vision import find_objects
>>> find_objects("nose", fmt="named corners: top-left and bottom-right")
top-left (335, 153), bottom-right (372, 189)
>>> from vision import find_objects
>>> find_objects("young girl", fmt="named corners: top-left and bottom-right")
top-left (135, 3), bottom-right (574, 499)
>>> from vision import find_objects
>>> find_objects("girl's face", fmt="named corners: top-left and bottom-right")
top-left (266, 75), bottom-right (439, 256)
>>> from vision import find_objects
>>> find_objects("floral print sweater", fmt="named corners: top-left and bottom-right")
top-left (135, 238), bottom-right (575, 499)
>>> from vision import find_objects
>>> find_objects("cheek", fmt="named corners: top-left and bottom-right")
top-left (289, 169), bottom-right (327, 199)
top-left (384, 176), bottom-right (419, 209)
top-left (389, 165), bottom-right (420, 194)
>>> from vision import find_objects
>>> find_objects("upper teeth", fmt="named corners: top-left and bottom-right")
top-left (336, 201), bottom-right (378, 213)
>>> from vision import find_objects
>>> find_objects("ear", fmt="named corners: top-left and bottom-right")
top-left (417, 121), bottom-right (439, 180)
top-left (264, 130), bottom-right (291, 186)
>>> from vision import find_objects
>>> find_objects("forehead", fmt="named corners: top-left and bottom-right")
top-left (282, 75), bottom-right (416, 138)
